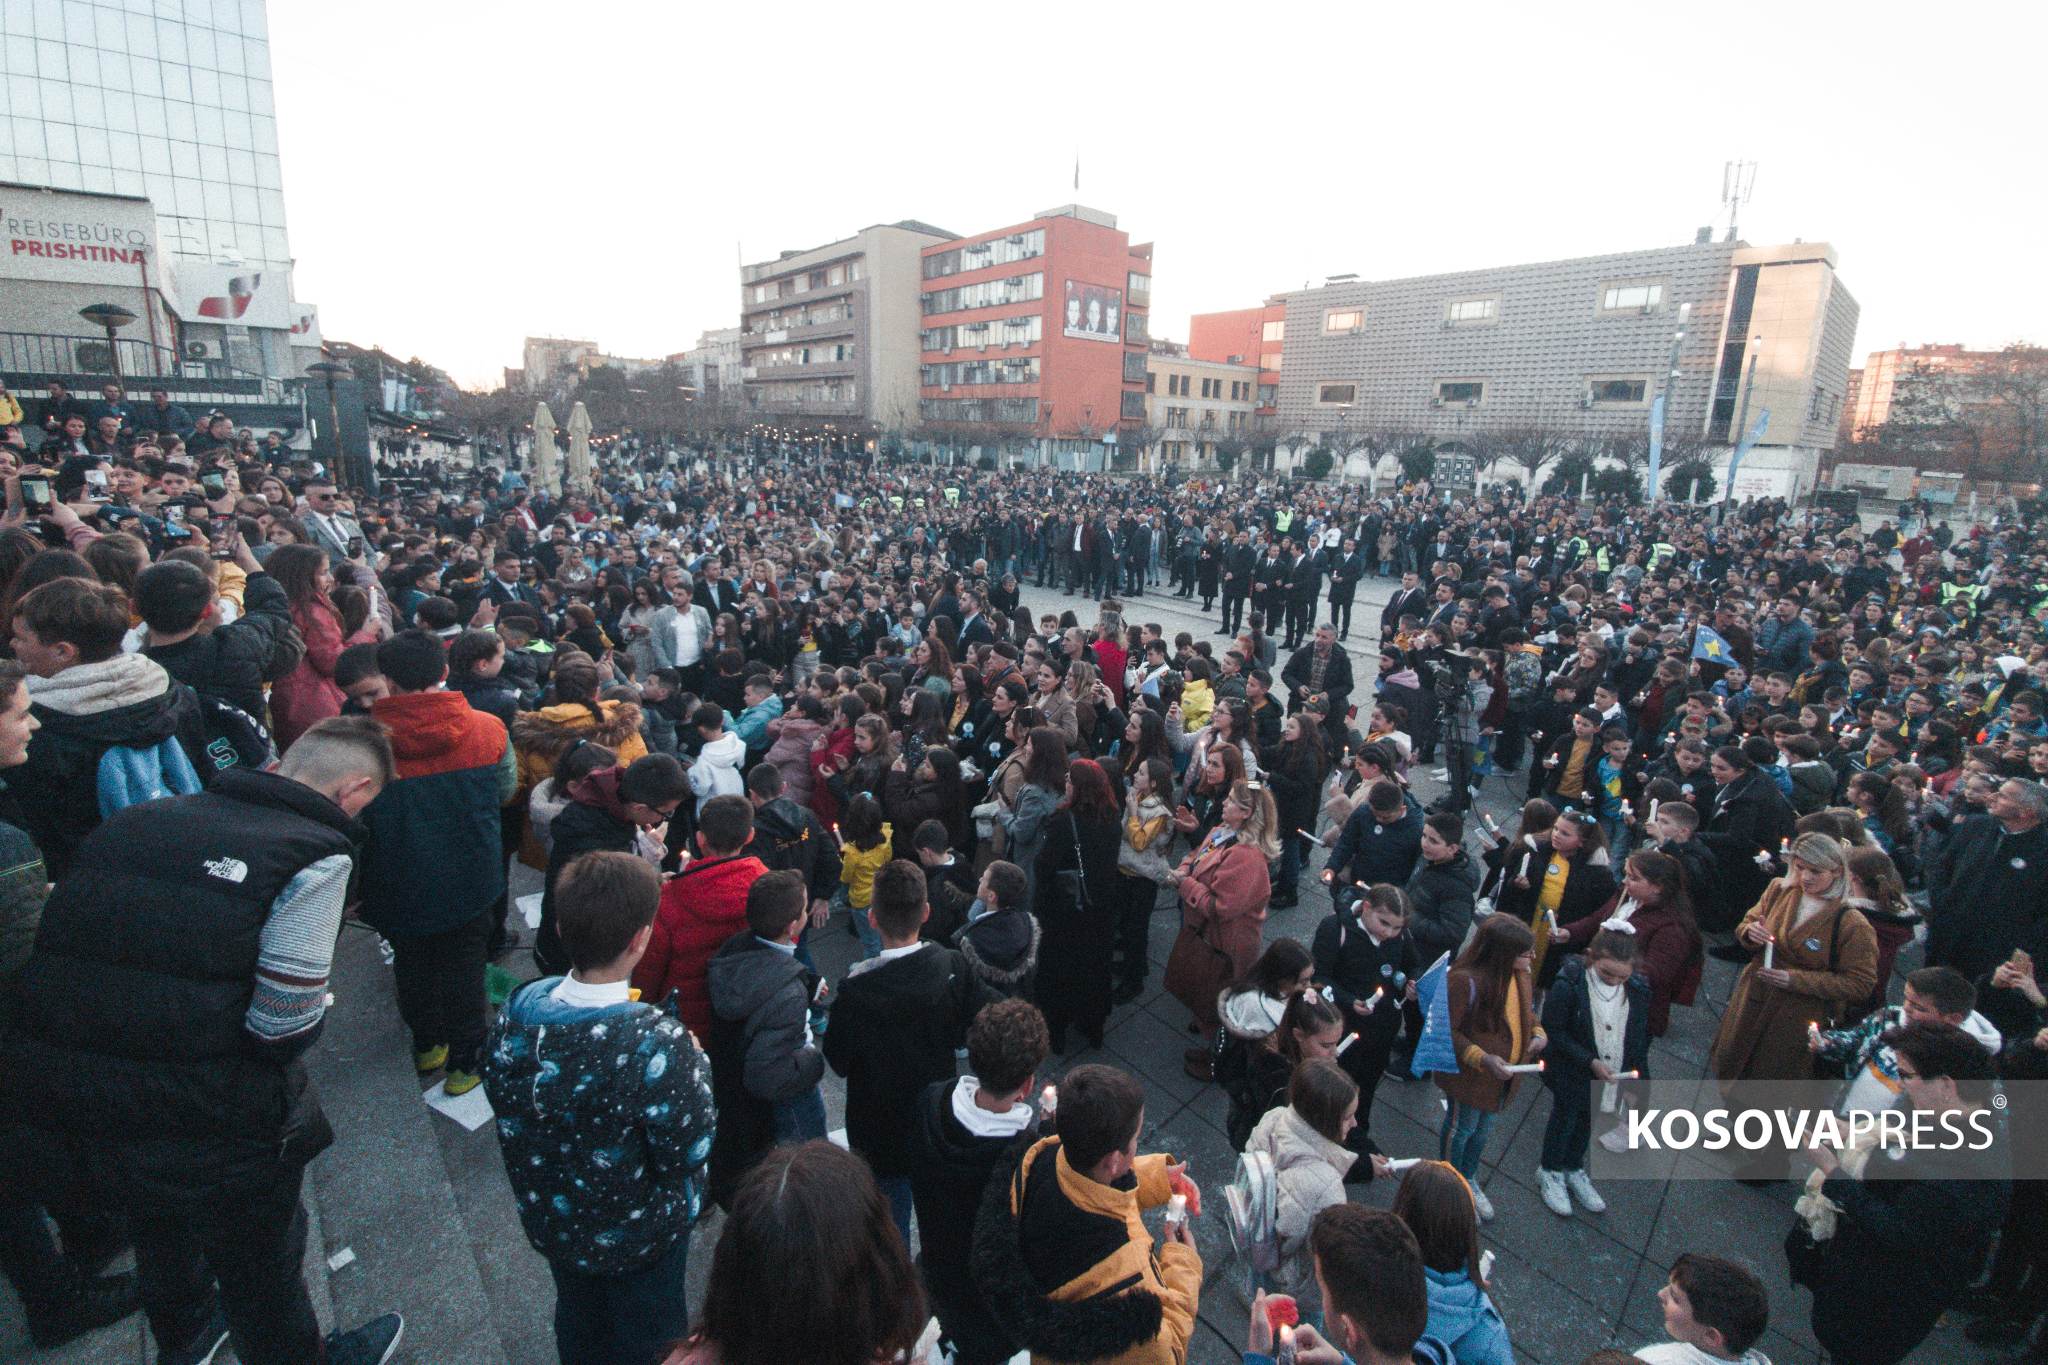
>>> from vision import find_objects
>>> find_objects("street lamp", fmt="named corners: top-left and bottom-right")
top-left (78, 303), bottom-right (138, 388)
top-left (306, 359), bottom-right (352, 488)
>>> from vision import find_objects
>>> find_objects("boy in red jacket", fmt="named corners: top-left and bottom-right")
top-left (631, 795), bottom-right (765, 1038)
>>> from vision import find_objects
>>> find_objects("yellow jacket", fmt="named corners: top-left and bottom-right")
top-left (1179, 679), bottom-right (1214, 734)
top-left (0, 394), bottom-right (21, 427)
top-left (838, 830), bottom-right (892, 909)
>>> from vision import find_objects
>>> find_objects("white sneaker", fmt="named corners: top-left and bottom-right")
top-left (1538, 1170), bottom-right (1571, 1217)
top-left (1599, 1123), bottom-right (1631, 1154)
top-left (1567, 1169), bottom-right (1607, 1214)
top-left (1471, 1185), bottom-right (1496, 1221)
top-left (1431, 768), bottom-right (1450, 782)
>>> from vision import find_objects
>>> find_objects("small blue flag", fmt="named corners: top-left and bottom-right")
top-left (1692, 623), bottom-right (1733, 664)
top-left (1409, 951), bottom-right (1459, 1078)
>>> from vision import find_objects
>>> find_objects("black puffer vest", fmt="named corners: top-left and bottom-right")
top-left (2, 768), bottom-right (357, 1165)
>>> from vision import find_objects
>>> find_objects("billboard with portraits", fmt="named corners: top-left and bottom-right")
top-left (1062, 280), bottom-right (1123, 342)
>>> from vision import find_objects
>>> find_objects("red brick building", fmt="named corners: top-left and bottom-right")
top-left (1189, 298), bottom-right (1286, 421)
top-left (918, 204), bottom-right (1151, 467)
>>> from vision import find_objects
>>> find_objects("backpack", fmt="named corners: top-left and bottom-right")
top-left (1223, 1148), bottom-right (1281, 1300)
top-left (97, 735), bottom-right (203, 817)
top-left (1505, 650), bottom-right (1543, 705)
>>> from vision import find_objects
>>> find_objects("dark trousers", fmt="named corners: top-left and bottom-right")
top-left (390, 908), bottom-right (491, 1071)
top-left (1124, 560), bottom-right (1145, 595)
top-left (550, 1234), bottom-right (692, 1365)
top-left (1443, 729), bottom-right (1476, 812)
top-left (1339, 1024), bottom-right (1399, 1142)
top-left (1495, 705), bottom-right (1530, 772)
top-left (1540, 1095), bottom-right (1592, 1171)
top-left (1114, 873), bottom-right (1159, 991)
top-left (1285, 598), bottom-right (1312, 647)
top-left (1221, 593), bottom-right (1245, 634)
top-left (132, 1164), bottom-right (320, 1365)
top-left (1329, 596), bottom-right (1354, 636)
top-left (0, 1200), bottom-right (119, 1317)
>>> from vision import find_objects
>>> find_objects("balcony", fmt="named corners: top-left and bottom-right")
top-left (749, 358), bottom-right (857, 382)
top-left (1, 329), bottom-right (307, 430)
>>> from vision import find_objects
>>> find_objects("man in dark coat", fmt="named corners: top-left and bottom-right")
top-left (0, 718), bottom-right (406, 1365)
top-left (1381, 570), bottom-right (1428, 646)
top-left (1219, 531), bottom-right (1255, 635)
top-left (1327, 537), bottom-right (1367, 640)
top-left (1282, 623), bottom-right (1355, 741)
top-left (1927, 779), bottom-right (2048, 980)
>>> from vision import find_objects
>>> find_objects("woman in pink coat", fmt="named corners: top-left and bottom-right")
top-left (265, 543), bottom-right (345, 753)
top-left (1166, 778), bottom-right (1278, 1078)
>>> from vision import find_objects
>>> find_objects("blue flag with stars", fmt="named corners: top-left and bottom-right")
top-left (1692, 623), bottom-right (1734, 664)
top-left (1409, 951), bottom-right (1459, 1078)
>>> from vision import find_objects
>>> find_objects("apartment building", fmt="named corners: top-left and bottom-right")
top-left (1188, 299), bottom-right (1285, 421)
top-left (739, 220), bottom-right (955, 430)
top-left (1143, 347), bottom-right (1258, 470)
top-left (917, 204), bottom-right (1151, 469)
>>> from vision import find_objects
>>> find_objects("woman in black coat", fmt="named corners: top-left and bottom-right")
top-left (880, 748), bottom-right (968, 862)
top-left (1033, 759), bottom-right (1124, 1053)
top-left (1261, 715), bottom-right (1328, 910)
top-left (1695, 744), bottom-right (1795, 932)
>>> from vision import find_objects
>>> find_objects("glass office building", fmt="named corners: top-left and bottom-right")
top-left (0, 0), bottom-right (292, 275)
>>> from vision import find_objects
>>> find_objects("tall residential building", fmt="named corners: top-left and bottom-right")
top-left (739, 220), bottom-right (955, 431)
top-left (1842, 343), bottom-right (2003, 441)
top-left (1143, 347), bottom-right (1258, 471)
top-left (0, 0), bottom-right (316, 379)
top-left (1188, 299), bottom-right (1285, 421)
top-left (917, 204), bottom-right (1152, 469)
top-left (675, 327), bottom-right (744, 400)
top-left (520, 337), bottom-right (598, 390)
top-left (1273, 238), bottom-right (1860, 498)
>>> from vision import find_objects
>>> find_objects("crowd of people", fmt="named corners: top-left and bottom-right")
top-left (0, 386), bottom-right (2044, 1364)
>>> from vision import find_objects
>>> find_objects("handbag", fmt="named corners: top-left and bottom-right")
top-left (1053, 813), bottom-right (1091, 911)
top-left (1783, 1217), bottom-right (1832, 1288)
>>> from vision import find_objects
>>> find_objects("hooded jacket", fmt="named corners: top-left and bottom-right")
top-left (705, 932), bottom-right (823, 1205)
top-left (631, 853), bottom-right (767, 1039)
top-left (910, 1077), bottom-right (1041, 1364)
top-left (688, 729), bottom-right (747, 811)
top-left (1421, 1266), bottom-right (1514, 1365)
top-left (1215, 987), bottom-right (1288, 1150)
top-left (973, 1136), bottom-right (1201, 1365)
top-left (763, 714), bottom-right (826, 807)
top-left (824, 940), bottom-right (984, 1177)
top-left (482, 979), bottom-right (714, 1277)
top-left (359, 689), bottom-right (516, 936)
top-left (15, 652), bottom-right (211, 879)
top-left (1243, 1106), bottom-right (1354, 1303)
top-left (142, 569), bottom-right (293, 721)
top-left (512, 698), bottom-right (648, 867)
top-left (957, 905), bottom-right (1040, 999)
top-left (743, 796), bottom-right (841, 905)
top-left (535, 771), bottom-right (643, 973)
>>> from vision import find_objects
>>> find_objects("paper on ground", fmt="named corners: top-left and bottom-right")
top-left (424, 1079), bottom-right (495, 1131)
top-left (326, 1247), bottom-right (356, 1272)
top-left (517, 892), bottom-right (543, 930)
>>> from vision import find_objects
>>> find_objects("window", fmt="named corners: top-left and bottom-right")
top-left (921, 271), bottom-right (1045, 315)
top-left (1168, 373), bottom-right (1188, 397)
top-left (1123, 350), bottom-right (1148, 383)
top-left (1259, 351), bottom-right (1282, 371)
top-left (1587, 377), bottom-right (1649, 405)
top-left (1229, 410), bottom-right (1248, 431)
top-left (1127, 271), bottom-right (1151, 305)
top-left (1317, 383), bottom-right (1357, 406)
top-left (920, 397), bottom-right (1040, 424)
top-left (1599, 281), bottom-right (1666, 313)
top-left (1257, 383), bottom-right (1278, 406)
top-left (1165, 406), bottom-right (1191, 427)
top-left (1124, 311), bottom-right (1149, 344)
top-left (923, 229), bottom-right (1046, 279)
top-left (921, 314), bottom-right (1043, 352)
top-left (920, 358), bottom-right (1040, 387)
top-left (1145, 372), bottom-right (1155, 393)
top-left (1121, 391), bottom-right (1147, 419)
top-left (1261, 319), bottom-right (1285, 343)
top-left (1323, 308), bottom-right (1365, 335)
top-left (1443, 296), bottom-right (1498, 325)
top-left (1199, 377), bottom-right (1218, 399)
top-left (1436, 380), bottom-right (1484, 404)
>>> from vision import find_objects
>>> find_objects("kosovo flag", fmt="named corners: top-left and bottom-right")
top-left (1692, 623), bottom-right (1733, 664)
top-left (1409, 952), bottom-right (1460, 1078)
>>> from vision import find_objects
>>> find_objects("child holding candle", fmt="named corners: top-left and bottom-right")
top-left (1537, 925), bottom-right (1650, 1217)
top-left (1243, 1059), bottom-right (1388, 1318)
top-left (1312, 884), bottom-right (1422, 1158)
top-left (1436, 916), bottom-right (1545, 1220)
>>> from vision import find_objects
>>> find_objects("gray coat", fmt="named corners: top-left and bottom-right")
top-left (997, 782), bottom-right (1062, 908)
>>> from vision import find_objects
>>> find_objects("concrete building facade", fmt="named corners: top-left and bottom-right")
top-left (1142, 347), bottom-right (1258, 471)
top-left (917, 203), bottom-right (1151, 469)
top-left (739, 220), bottom-right (954, 431)
top-left (1273, 238), bottom-right (1860, 499)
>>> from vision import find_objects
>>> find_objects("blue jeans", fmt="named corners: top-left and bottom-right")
top-left (834, 886), bottom-right (880, 959)
top-left (772, 1086), bottom-right (828, 1143)
top-left (877, 1174), bottom-right (914, 1248)
top-left (1439, 1099), bottom-right (1498, 1182)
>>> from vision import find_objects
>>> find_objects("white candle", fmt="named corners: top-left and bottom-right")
top-left (1297, 827), bottom-right (1329, 848)
top-left (1763, 940), bottom-right (1775, 971)
top-left (1366, 986), bottom-right (1387, 1011)
top-left (1385, 1156), bottom-right (1424, 1173)
top-left (1276, 1324), bottom-right (1297, 1365)
top-left (1041, 1084), bottom-right (1058, 1116)
top-left (1648, 798), bottom-right (1659, 821)
top-left (1505, 1061), bottom-right (1546, 1074)
top-left (1614, 1069), bottom-right (1641, 1080)
top-left (1164, 1193), bottom-right (1187, 1228)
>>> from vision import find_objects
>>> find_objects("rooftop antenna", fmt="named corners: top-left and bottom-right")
top-left (1721, 160), bottom-right (1757, 243)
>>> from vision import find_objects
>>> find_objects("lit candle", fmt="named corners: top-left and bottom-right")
top-left (1763, 939), bottom-right (1775, 972)
top-left (1276, 1324), bottom-right (1297, 1365)
top-left (1648, 798), bottom-right (1659, 822)
top-left (1505, 1061), bottom-right (1546, 1074)
top-left (1040, 1084), bottom-right (1058, 1116)
top-left (1164, 1193), bottom-right (1187, 1229)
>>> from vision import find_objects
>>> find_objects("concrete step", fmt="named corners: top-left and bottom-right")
top-left (305, 924), bottom-right (510, 1364)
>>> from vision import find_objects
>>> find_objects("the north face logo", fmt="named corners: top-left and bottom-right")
top-left (204, 857), bottom-right (250, 884)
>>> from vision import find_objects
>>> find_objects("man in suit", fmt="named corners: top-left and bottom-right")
top-left (481, 550), bottom-right (544, 612)
top-left (1327, 537), bottom-right (1367, 640)
top-left (1282, 623), bottom-right (1355, 745)
top-left (957, 589), bottom-right (994, 649)
top-left (1250, 539), bottom-right (1288, 639)
top-left (1285, 540), bottom-right (1324, 650)
top-left (299, 479), bottom-right (367, 569)
top-left (1381, 570), bottom-right (1427, 645)
top-left (1219, 530), bottom-right (1255, 636)
top-left (1122, 517), bottom-right (1151, 598)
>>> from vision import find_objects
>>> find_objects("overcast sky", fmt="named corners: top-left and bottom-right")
top-left (271, 2), bottom-right (2047, 390)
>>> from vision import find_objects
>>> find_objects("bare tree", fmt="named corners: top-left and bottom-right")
top-left (1489, 425), bottom-right (1574, 488)
top-left (1970, 344), bottom-right (2048, 483)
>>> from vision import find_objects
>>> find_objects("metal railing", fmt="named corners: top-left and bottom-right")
top-left (0, 330), bottom-right (298, 405)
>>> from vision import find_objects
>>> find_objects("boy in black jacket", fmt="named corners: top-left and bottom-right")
top-left (824, 858), bottom-right (990, 1245)
top-left (1312, 883), bottom-right (1422, 1156)
top-left (909, 999), bottom-right (1050, 1365)
top-left (913, 817), bottom-right (978, 944)
top-left (705, 870), bottom-right (827, 1207)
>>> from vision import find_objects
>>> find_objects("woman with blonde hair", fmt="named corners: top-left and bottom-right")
top-left (1166, 778), bottom-right (1277, 1078)
top-left (1710, 832), bottom-right (1877, 1095)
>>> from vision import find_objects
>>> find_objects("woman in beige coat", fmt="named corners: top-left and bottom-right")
top-left (1710, 832), bottom-right (1878, 1091)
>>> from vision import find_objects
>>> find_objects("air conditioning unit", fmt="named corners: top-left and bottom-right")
top-left (941, 380), bottom-right (952, 392)
top-left (1579, 396), bottom-right (1593, 409)
top-left (1430, 396), bottom-right (1444, 408)
top-left (184, 339), bottom-right (218, 360)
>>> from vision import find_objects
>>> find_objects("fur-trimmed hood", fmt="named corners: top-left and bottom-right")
top-left (971, 1137), bottom-right (1165, 1363)
top-left (957, 908), bottom-right (1040, 988)
top-left (512, 698), bottom-right (645, 762)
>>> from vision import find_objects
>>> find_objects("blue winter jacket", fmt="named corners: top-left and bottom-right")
top-left (1422, 1266), bottom-right (1513, 1365)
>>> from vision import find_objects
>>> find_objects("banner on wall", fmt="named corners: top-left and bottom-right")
top-left (1062, 281), bottom-right (1123, 343)
top-left (0, 187), bottom-right (159, 287)
top-left (171, 262), bottom-right (293, 331)
top-left (287, 301), bottom-right (322, 348)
